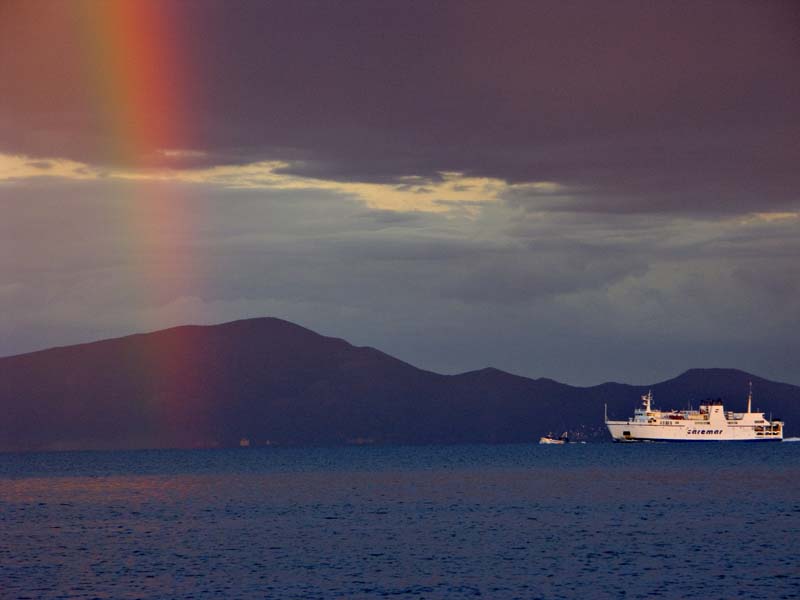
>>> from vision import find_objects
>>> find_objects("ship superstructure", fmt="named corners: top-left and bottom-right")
top-left (605, 384), bottom-right (783, 442)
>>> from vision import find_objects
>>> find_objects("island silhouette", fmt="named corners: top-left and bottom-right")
top-left (1, 318), bottom-right (797, 452)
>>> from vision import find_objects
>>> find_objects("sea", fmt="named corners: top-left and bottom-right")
top-left (1, 443), bottom-right (798, 599)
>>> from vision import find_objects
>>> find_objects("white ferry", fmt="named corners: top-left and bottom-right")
top-left (605, 385), bottom-right (783, 442)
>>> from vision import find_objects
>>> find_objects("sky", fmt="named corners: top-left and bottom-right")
top-left (1, 0), bottom-right (799, 386)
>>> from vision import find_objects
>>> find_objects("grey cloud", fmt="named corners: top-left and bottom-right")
top-left (442, 256), bottom-right (648, 304)
top-left (3, 174), bottom-right (798, 385)
top-left (354, 210), bottom-right (426, 227)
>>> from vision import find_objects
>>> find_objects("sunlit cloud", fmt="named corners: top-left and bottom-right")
top-left (0, 152), bottom-right (516, 214)
top-left (750, 212), bottom-right (799, 223)
top-left (0, 154), bottom-right (99, 181)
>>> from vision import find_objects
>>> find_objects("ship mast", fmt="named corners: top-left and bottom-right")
top-left (747, 381), bottom-right (752, 414)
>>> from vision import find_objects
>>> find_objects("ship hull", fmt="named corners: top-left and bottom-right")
top-left (606, 420), bottom-right (782, 442)
top-left (609, 436), bottom-right (783, 443)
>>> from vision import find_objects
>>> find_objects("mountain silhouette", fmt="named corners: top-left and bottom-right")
top-left (1, 318), bottom-right (797, 451)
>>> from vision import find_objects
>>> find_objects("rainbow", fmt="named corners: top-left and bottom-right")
top-left (70, 1), bottom-right (213, 444)
top-left (78, 0), bottom-right (190, 165)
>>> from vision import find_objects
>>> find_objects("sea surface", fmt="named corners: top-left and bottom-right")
top-left (1, 443), bottom-right (798, 599)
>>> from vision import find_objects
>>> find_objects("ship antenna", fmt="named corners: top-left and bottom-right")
top-left (747, 381), bottom-right (752, 414)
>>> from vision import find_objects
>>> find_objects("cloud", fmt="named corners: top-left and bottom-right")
top-left (25, 160), bottom-right (53, 170)
top-left (0, 153), bottom-right (511, 214)
top-left (2, 173), bottom-right (799, 384)
top-left (1, 1), bottom-right (798, 216)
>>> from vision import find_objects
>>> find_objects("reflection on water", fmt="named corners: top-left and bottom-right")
top-left (1, 444), bottom-right (798, 599)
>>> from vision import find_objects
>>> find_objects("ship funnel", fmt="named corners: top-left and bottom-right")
top-left (747, 381), bottom-right (752, 414)
top-left (641, 390), bottom-right (652, 412)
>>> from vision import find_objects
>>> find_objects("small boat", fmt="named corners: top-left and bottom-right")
top-left (539, 432), bottom-right (569, 445)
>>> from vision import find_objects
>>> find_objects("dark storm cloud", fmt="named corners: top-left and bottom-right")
top-left (2, 0), bottom-right (798, 214)
top-left (501, 129), bottom-right (800, 215)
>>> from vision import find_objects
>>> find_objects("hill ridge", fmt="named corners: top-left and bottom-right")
top-left (1, 318), bottom-right (797, 452)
